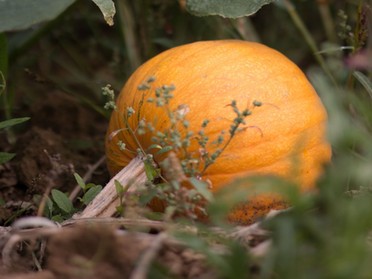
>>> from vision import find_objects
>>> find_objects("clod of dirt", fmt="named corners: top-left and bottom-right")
top-left (0, 163), bottom-right (21, 223)
top-left (46, 224), bottom-right (216, 279)
top-left (0, 163), bottom-right (17, 189)
top-left (46, 225), bottom-right (149, 279)
top-left (14, 127), bottom-right (77, 194)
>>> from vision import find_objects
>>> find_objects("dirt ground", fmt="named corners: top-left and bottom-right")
top-left (1, 67), bottom-right (257, 278)
top-left (0, 86), bottom-right (269, 277)
top-left (0, 90), bottom-right (219, 278)
top-left (0, 3), bottom-right (268, 277)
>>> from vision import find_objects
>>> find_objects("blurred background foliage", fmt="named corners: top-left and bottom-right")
top-left (1, 0), bottom-right (372, 278)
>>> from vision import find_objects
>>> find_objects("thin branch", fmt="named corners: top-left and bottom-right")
top-left (62, 217), bottom-right (166, 231)
top-left (69, 155), bottom-right (106, 201)
top-left (129, 232), bottom-right (168, 279)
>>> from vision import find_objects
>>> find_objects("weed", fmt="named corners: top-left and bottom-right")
top-left (107, 78), bottom-right (260, 220)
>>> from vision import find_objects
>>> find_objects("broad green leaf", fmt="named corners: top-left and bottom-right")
top-left (186, 0), bottom-right (275, 18)
top-left (0, 117), bottom-right (30, 130)
top-left (73, 172), bottom-right (86, 190)
top-left (85, 182), bottom-right (98, 190)
top-left (51, 189), bottom-right (73, 214)
top-left (91, 0), bottom-right (116, 26)
top-left (0, 0), bottom-right (75, 32)
top-left (0, 152), bottom-right (15, 164)
top-left (81, 185), bottom-right (103, 205)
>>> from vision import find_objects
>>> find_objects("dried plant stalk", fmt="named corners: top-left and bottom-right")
top-left (77, 156), bottom-right (147, 218)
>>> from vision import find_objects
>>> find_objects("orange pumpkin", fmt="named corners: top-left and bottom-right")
top-left (106, 40), bottom-right (331, 224)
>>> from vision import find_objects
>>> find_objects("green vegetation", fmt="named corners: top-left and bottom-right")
top-left (1, 0), bottom-right (371, 278)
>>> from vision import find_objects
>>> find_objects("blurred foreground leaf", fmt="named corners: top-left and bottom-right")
top-left (0, 0), bottom-right (75, 32)
top-left (186, 0), bottom-right (274, 18)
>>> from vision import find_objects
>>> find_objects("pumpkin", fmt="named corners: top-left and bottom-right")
top-left (106, 40), bottom-right (331, 224)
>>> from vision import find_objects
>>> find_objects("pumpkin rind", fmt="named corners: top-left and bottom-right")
top-left (106, 40), bottom-right (331, 224)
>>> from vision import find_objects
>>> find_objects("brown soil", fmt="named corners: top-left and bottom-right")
top-left (0, 66), bottom-right (231, 279)
top-left (1, 91), bottom-right (109, 223)
top-left (0, 222), bottom-right (223, 279)
top-left (0, 4), bottom-right (265, 277)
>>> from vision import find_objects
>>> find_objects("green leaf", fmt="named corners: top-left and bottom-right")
top-left (156, 146), bottom-right (173, 155)
top-left (146, 144), bottom-right (163, 152)
top-left (81, 185), bottom-right (103, 205)
top-left (139, 187), bottom-right (158, 206)
top-left (73, 172), bottom-right (86, 190)
top-left (186, 0), bottom-right (275, 18)
top-left (85, 182), bottom-right (98, 190)
top-left (175, 231), bottom-right (226, 268)
top-left (51, 189), bottom-right (73, 214)
top-left (0, 71), bottom-right (5, 95)
top-left (0, 152), bottom-right (15, 164)
top-left (0, 117), bottom-right (30, 130)
top-left (353, 71), bottom-right (372, 99)
top-left (51, 214), bottom-right (64, 223)
top-left (0, 0), bottom-right (75, 32)
top-left (189, 177), bottom-right (214, 202)
top-left (44, 197), bottom-right (54, 218)
top-left (144, 161), bottom-right (159, 181)
top-left (115, 180), bottom-right (124, 195)
top-left (91, 0), bottom-right (116, 26)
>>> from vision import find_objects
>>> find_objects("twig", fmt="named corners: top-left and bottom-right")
top-left (317, 0), bottom-right (337, 43)
top-left (129, 232), bottom-right (168, 279)
top-left (2, 234), bottom-right (22, 268)
top-left (69, 155), bottom-right (106, 201)
top-left (231, 17), bottom-right (260, 42)
top-left (31, 250), bottom-right (43, 271)
top-left (282, 0), bottom-right (338, 87)
top-left (2, 217), bottom-right (60, 269)
top-left (117, 0), bottom-right (142, 70)
top-left (37, 185), bottom-right (53, 217)
top-left (12, 216), bottom-right (59, 230)
top-left (37, 149), bottom-right (74, 216)
top-left (62, 217), bottom-right (166, 231)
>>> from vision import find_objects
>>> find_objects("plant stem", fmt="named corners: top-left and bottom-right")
top-left (78, 156), bottom-right (147, 218)
top-left (317, 0), bottom-right (338, 43)
top-left (231, 17), bottom-right (261, 42)
top-left (117, 0), bottom-right (142, 71)
top-left (282, 0), bottom-right (338, 87)
top-left (0, 34), bottom-right (10, 120)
